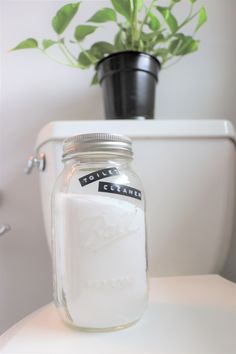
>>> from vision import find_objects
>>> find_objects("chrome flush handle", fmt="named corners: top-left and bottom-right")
top-left (0, 224), bottom-right (11, 236)
top-left (25, 152), bottom-right (46, 174)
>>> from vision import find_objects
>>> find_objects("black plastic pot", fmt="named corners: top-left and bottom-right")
top-left (96, 51), bottom-right (161, 120)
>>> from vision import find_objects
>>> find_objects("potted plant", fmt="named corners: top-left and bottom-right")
top-left (12, 0), bottom-right (207, 120)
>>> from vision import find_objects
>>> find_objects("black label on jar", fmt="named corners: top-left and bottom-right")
top-left (79, 167), bottom-right (120, 187)
top-left (98, 182), bottom-right (142, 201)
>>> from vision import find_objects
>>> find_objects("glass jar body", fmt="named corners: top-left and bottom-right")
top-left (52, 154), bottom-right (148, 331)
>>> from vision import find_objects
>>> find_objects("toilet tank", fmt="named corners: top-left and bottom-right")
top-left (35, 120), bottom-right (236, 277)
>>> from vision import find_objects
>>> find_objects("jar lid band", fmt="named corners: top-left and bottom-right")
top-left (62, 133), bottom-right (133, 160)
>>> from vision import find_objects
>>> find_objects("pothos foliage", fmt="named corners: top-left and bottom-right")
top-left (12, 0), bottom-right (207, 84)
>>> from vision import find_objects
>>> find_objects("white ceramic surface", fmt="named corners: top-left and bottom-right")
top-left (1, 275), bottom-right (236, 354)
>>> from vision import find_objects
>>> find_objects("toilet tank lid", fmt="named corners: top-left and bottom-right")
top-left (35, 120), bottom-right (236, 151)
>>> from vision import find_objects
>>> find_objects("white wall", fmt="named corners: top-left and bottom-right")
top-left (1, 0), bottom-right (236, 334)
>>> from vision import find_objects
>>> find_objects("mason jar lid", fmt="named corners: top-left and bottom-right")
top-left (62, 133), bottom-right (133, 160)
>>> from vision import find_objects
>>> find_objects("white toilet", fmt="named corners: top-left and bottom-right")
top-left (1, 119), bottom-right (236, 353)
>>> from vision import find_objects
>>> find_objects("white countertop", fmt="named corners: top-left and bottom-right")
top-left (1, 275), bottom-right (236, 353)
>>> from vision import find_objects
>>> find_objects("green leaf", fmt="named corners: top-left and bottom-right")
top-left (195, 6), bottom-right (207, 32)
top-left (87, 8), bottom-right (117, 23)
top-left (140, 31), bottom-right (164, 52)
top-left (74, 25), bottom-right (97, 42)
top-left (189, 0), bottom-right (197, 3)
top-left (91, 72), bottom-right (99, 85)
top-left (90, 42), bottom-right (115, 59)
top-left (78, 51), bottom-right (95, 68)
top-left (12, 38), bottom-right (38, 50)
top-left (156, 6), bottom-right (178, 33)
top-left (110, 0), bottom-right (132, 22)
top-left (141, 31), bottom-right (164, 43)
top-left (42, 39), bottom-right (57, 50)
top-left (114, 30), bottom-right (127, 50)
top-left (152, 48), bottom-right (169, 62)
top-left (147, 12), bottom-right (161, 31)
top-left (52, 2), bottom-right (80, 35)
top-left (169, 34), bottom-right (199, 56)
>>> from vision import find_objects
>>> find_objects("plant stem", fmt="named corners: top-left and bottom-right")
top-left (58, 37), bottom-right (79, 66)
top-left (131, 0), bottom-right (139, 48)
top-left (64, 42), bottom-right (79, 62)
top-left (177, 3), bottom-right (197, 32)
top-left (139, 0), bottom-right (156, 38)
top-left (162, 56), bottom-right (183, 69)
top-left (130, 0), bottom-right (134, 47)
top-left (39, 48), bottom-right (79, 68)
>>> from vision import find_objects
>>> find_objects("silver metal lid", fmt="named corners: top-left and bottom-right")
top-left (62, 133), bottom-right (133, 159)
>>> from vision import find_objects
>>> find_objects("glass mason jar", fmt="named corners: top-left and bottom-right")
top-left (52, 133), bottom-right (148, 331)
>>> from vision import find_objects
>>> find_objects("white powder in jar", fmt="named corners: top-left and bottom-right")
top-left (54, 192), bottom-right (148, 329)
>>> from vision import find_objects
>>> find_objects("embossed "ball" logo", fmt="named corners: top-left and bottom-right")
top-left (79, 213), bottom-right (141, 252)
